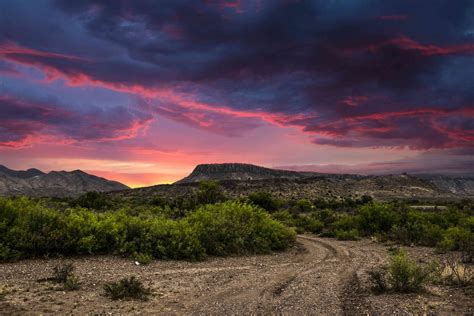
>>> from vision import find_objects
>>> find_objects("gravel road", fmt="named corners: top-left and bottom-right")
top-left (1, 236), bottom-right (472, 315)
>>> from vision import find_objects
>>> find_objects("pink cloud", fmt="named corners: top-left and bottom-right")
top-left (366, 35), bottom-right (474, 56)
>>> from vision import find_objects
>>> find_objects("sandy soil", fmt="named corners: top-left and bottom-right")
top-left (0, 236), bottom-right (472, 315)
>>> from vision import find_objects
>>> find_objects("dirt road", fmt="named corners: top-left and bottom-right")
top-left (1, 236), bottom-right (472, 315)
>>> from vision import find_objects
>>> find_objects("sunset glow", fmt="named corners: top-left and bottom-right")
top-left (1, 0), bottom-right (473, 186)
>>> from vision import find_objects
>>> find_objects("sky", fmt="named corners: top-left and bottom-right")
top-left (0, 0), bottom-right (473, 187)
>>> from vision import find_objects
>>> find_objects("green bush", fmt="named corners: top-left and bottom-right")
top-left (387, 250), bottom-right (439, 292)
top-left (248, 192), bottom-right (280, 212)
top-left (0, 197), bottom-right (295, 261)
top-left (368, 250), bottom-right (440, 293)
top-left (334, 229), bottom-right (359, 240)
top-left (272, 210), bottom-right (295, 225)
top-left (438, 227), bottom-right (474, 263)
top-left (331, 215), bottom-right (359, 233)
top-left (104, 276), bottom-right (151, 301)
top-left (134, 252), bottom-right (153, 265)
top-left (294, 199), bottom-right (314, 213)
top-left (72, 192), bottom-right (113, 211)
top-left (358, 203), bottom-right (399, 235)
top-left (195, 181), bottom-right (227, 205)
top-left (295, 215), bottom-right (324, 234)
top-left (185, 201), bottom-right (295, 256)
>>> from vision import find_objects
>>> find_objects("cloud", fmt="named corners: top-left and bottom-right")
top-left (0, 94), bottom-right (153, 148)
top-left (0, 0), bottom-right (472, 149)
top-left (277, 149), bottom-right (474, 176)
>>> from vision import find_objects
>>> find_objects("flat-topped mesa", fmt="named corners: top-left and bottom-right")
top-left (175, 163), bottom-right (318, 184)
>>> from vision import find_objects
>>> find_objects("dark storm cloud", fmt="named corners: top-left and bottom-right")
top-left (0, 94), bottom-right (152, 147)
top-left (0, 0), bottom-right (473, 149)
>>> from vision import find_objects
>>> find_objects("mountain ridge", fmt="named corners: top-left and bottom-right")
top-left (0, 165), bottom-right (129, 197)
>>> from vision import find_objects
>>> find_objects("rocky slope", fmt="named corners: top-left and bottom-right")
top-left (0, 165), bottom-right (128, 197)
top-left (176, 163), bottom-right (319, 183)
top-left (418, 174), bottom-right (474, 196)
top-left (109, 163), bottom-right (474, 201)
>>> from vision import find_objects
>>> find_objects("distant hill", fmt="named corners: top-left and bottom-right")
top-left (417, 174), bottom-right (474, 196)
top-left (111, 163), bottom-right (473, 202)
top-left (0, 165), bottom-right (129, 197)
top-left (176, 163), bottom-right (320, 183)
top-left (0, 165), bottom-right (44, 179)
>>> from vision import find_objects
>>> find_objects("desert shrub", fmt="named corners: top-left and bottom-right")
top-left (368, 250), bottom-right (440, 293)
top-left (368, 268), bottom-right (388, 293)
top-left (359, 195), bottom-right (373, 204)
top-left (334, 229), bottom-right (359, 240)
top-left (0, 197), bottom-right (294, 262)
top-left (391, 221), bottom-right (444, 247)
top-left (387, 250), bottom-right (439, 292)
top-left (0, 243), bottom-right (19, 261)
top-left (149, 196), bottom-right (169, 208)
top-left (248, 192), bottom-right (280, 212)
top-left (331, 215), bottom-right (359, 233)
top-left (438, 227), bottom-right (474, 263)
top-left (52, 262), bottom-right (75, 283)
top-left (327, 213), bottom-right (360, 239)
top-left (272, 210), bottom-right (295, 225)
top-left (184, 201), bottom-right (295, 256)
top-left (64, 274), bottom-right (81, 291)
top-left (358, 203), bottom-right (399, 235)
top-left (396, 211), bottom-right (445, 246)
top-left (134, 252), bottom-right (153, 265)
top-left (195, 180), bottom-right (227, 205)
top-left (294, 199), bottom-right (314, 213)
top-left (72, 192), bottom-right (113, 211)
top-left (294, 215), bottom-right (324, 234)
top-left (103, 276), bottom-right (151, 301)
top-left (315, 209), bottom-right (338, 225)
top-left (39, 262), bottom-right (81, 291)
top-left (441, 259), bottom-right (473, 286)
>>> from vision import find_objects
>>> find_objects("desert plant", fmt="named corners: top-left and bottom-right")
top-left (438, 227), bottom-right (474, 263)
top-left (367, 250), bottom-right (440, 293)
top-left (387, 250), bottom-right (439, 292)
top-left (294, 215), bottom-right (324, 234)
top-left (134, 252), bottom-right (153, 265)
top-left (52, 262), bottom-right (75, 283)
top-left (195, 180), bottom-right (227, 205)
top-left (358, 203), bottom-right (399, 235)
top-left (185, 201), bottom-right (296, 256)
top-left (38, 262), bottom-right (81, 290)
top-left (103, 276), bottom-right (151, 301)
top-left (72, 191), bottom-right (113, 211)
top-left (248, 192), bottom-right (280, 212)
top-left (334, 229), bottom-right (359, 240)
top-left (442, 259), bottom-right (473, 286)
top-left (63, 274), bottom-right (81, 291)
top-left (368, 267), bottom-right (388, 293)
top-left (294, 199), bottom-right (314, 213)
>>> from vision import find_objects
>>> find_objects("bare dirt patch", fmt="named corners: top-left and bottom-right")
top-left (1, 236), bottom-right (472, 315)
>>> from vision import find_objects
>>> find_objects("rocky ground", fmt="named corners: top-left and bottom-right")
top-left (112, 175), bottom-right (471, 203)
top-left (1, 236), bottom-right (472, 315)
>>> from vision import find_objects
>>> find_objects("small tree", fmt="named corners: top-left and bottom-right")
top-left (195, 181), bottom-right (226, 205)
top-left (248, 192), bottom-right (280, 212)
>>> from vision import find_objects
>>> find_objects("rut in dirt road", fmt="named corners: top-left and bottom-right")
top-left (186, 235), bottom-right (382, 315)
